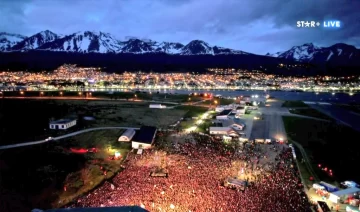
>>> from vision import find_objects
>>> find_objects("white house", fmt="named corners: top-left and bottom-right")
top-left (49, 119), bottom-right (77, 130)
top-left (118, 129), bottom-right (136, 142)
top-left (221, 119), bottom-right (245, 131)
top-left (131, 126), bottom-right (157, 149)
top-left (149, 104), bottom-right (166, 109)
top-left (209, 127), bottom-right (238, 137)
top-left (209, 127), bottom-right (232, 135)
top-left (235, 106), bottom-right (246, 115)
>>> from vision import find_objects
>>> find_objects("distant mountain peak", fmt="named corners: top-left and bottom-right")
top-left (0, 32), bottom-right (27, 51)
top-left (266, 42), bottom-right (360, 65)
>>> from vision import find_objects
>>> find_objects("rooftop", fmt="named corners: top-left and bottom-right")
top-left (50, 119), bottom-right (76, 124)
top-left (132, 126), bottom-right (157, 144)
top-left (331, 187), bottom-right (360, 196)
top-left (218, 109), bottom-right (232, 116)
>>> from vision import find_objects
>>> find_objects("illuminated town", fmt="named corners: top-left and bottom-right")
top-left (0, 64), bottom-right (359, 93)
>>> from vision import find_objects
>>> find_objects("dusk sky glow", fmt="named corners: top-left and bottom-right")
top-left (1, 0), bottom-right (360, 54)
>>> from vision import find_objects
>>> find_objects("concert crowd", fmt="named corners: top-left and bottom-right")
top-left (69, 133), bottom-right (312, 212)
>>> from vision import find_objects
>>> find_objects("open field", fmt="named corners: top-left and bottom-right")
top-left (175, 105), bottom-right (208, 118)
top-left (282, 116), bottom-right (360, 183)
top-left (1, 91), bottom-right (200, 104)
top-left (288, 108), bottom-right (333, 120)
top-left (0, 129), bottom-right (131, 211)
top-left (0, 99), bottom-right (188, 144)
top-left (335, 103), bottom-right (360, 114)
top-left (203, 98), bottom-right (235, 105)
top-left (282, 100), bottom-right (309, 108)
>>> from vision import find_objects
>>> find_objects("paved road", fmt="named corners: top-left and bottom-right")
top-left (291, 140), bottom-right (320, 182)
top-left (309, 104), bottom-right (360, 132)
top-left (0, 127), bottom-right (139, 150)
top-left (250, 99), bottom-right (288, 140)
top-left (247, 99), bottom-right (331, 140)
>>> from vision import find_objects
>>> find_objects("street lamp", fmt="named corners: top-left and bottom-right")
top-left (59, 91), bottom-right (63, 96)
top-left (20, 91), bottom-right (24, 95)
top-left (214, 100), bottom-right (218, 104)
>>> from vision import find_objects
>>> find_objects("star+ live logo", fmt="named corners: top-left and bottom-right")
top-left (297, 20), bottom-right (341, 28)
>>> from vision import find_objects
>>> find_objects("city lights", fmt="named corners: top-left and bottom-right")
top-left (0, 65), bottom-right (358, 92)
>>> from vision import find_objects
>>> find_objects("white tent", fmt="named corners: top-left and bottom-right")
top-left (118, 129), bottom-right (136, 142)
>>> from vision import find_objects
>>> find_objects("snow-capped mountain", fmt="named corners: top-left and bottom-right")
top-left (266, 43), bottom-right (360, 65)
top-left (0, 33), bottom-right (27, 51)
top-left (156, 42), bottom-right (184, 54)
top-left (276, 43), bottom-right (321, 61)
top-left (0, 30), bottom-right (251, 55)
top-left (11, 30), bottom-right (59, 51)
top-left (265, 51), bottom-right (283, 57)
top-left (38, 31), bottom-right (123, 53)
top-left (119, 38), bottom-right (156, 53)
top-left (181, 40), bottom-right (214, 55)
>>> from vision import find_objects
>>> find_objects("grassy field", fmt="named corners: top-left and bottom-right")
top-left (282, 100), bottom-right (309, 108)
top-left (282, 116), bottom-right (360, 183)
top-left (0, 99), bottom-right (188, 144)
top-left (336, 103), bottom-right (360, 114)
top-left (288, 108), bottom-right (333, 120)
top-left (203, 98), bottom-right (235, 105)
top-left (2, 91), bottom-right (199, 103)
top-left (175, 105), bottom-right (208, 118)
top-left (0, 129), bottom-right (131, 210)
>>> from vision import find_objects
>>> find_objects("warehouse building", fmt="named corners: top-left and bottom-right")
top-left (131, 126), bottom-right (157, 149)
top-left (149, 104), bottom-right (166, 109)
top-left (49, 119), bottom-right (77, 130)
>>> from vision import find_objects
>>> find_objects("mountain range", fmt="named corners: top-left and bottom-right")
top-left (266, 43), bottom-right (360, 66)
top-left (0, 30), bottom-right (360, 75)
top-left (0, 30), bottom-right (251, 56)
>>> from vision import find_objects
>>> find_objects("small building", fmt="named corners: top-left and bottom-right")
top-left (235, 106), bottom-right (246, 115)
top-left (329, 187), bottom-right (360, 204)
top-left (216, 119), bottom-right (245, 131)
top-left (149, 104), bottom-right (166, 109)
top-left (225, 119), bottom-right (245, 131)
top-left (209, 127), bottom-right (232, 135)
top-left (216, 109), bottom-right (232, 120)
top-left (132, 126), bottom-right (157, 149)
top-left (118, 129), bottom-right (136, 142)
top-left (209, 127), bottom-right (238, 137)
top-left (49, 119), bottom-right (76, 130)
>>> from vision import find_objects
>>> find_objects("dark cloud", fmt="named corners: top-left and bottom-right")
top-left (0, 0), bottom-right (359, 54)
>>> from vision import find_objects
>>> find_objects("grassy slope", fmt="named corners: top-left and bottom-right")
top-left (282, 116), bottom-right (360, 183)
top-left (282, 100), bottom-right (309, 108)
top-left (0, 129), bottom-right (131, 210)
top-left (288, 108), bottom-right (333, 120)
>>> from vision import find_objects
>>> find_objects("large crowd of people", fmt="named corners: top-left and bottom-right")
top-left (69, 132), bottom-right (311, 211)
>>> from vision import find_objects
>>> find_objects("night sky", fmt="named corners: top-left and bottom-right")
top-left (1, 0), bottom-right (359, 54)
